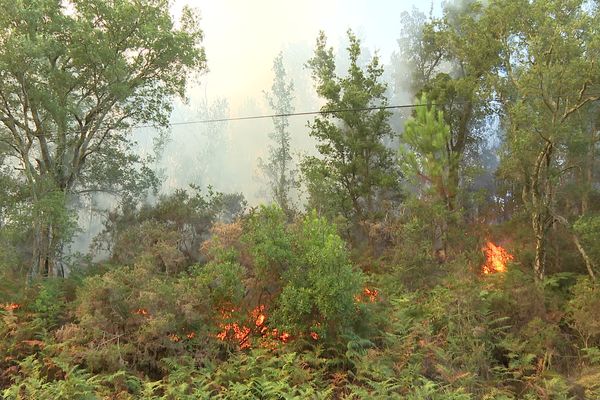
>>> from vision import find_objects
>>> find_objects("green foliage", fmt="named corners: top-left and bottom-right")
top-left (490, 0), bottom-right (600, 279)
top-left (71, 260), bottom-right (245, 373)
top-left (141, 351), bottom-right (332, 399)
top-left (0, 0), bottom-right (206, 274)
top-left (93, 187), bottom-right (246, 270)
top-left (401, 93), bottom-right (454, 205)
top-left (259, 52), bottom-right (297, 216)
top-left (2, 1), bottom-right (600, 399)
top-left (242, 205), bottom-right (294, 289)
top-left (2, 355), bottom-right (101, 400)
top-left (567, 277), bottom-right (600, 348)
top-left (274, 211), bottom-right (363, 339)
top-left (302, 30), bottom-right (400, 227)
top-left (574, 214), bottom-right (600, 267)
top-left (239, 206), bottom-right (364, 341)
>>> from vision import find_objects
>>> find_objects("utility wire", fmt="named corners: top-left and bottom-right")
top-left (132, 103), bottom-right (430, 130)
top-left (132, 91), bottom-right (600, 130)
top-left (5, 95), bottom-right (598, 134)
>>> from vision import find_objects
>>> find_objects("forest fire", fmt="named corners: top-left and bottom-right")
top-left (355, 287), bottom-right (380, 303)
top-left (482, 241), bottom-right (513, 274)
top-left (2, 303), bottom-right (21, 311)
top-left (216, 288), bottom-right (380, 349)
top-left (133, 308), bottom-right (149, 316)
top-left (216, 305), bottom-right (291, 349)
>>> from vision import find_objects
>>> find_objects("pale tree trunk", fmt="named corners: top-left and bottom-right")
top-left (532, 214), bottom-right (548, 281)
top-left (529, 141), bottom-right (554, 281)
top-left (31, 222), bottom-right (57, 277)
top-left (553, 214), bottom-right (596, 281)
top-left (572, 233), bottom-right (596, 281)
top-left (433, 217), bottom-right (448, 263)
top-left (582, 124), bottom-right (598, 214)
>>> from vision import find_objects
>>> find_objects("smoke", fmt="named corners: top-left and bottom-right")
top-left (68, 0), bottom-right (441, 255)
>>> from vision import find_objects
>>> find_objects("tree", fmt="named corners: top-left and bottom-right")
top-left (401, 93), bottom-right (455, 260)
top-left (489, 0), bottom-right (600, 280)
top-left (402, 94), bottom-right (454, 209)
top-left (393, 2), bottom-right (500, 212)
top-left (240, 206), bottom-right (364, 341)
top-left (259, 52), bottom-right (296, 215)
top-left (302, 30), bottom-right (399, 232)
top-left (0, 0), bottom-right (206, 276)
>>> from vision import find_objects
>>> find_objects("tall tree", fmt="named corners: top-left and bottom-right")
top-left (302, 30), bottom-right (399, 231)
top-left (394, 2), bottom-right (500, 212)
top-left (401, 94), bottom-right (455, 260)
top-left (259, 52), bottom-right (296, 215)
top-left (402, 94), bottom-right (455, 213)
top-left (0, 0), bottom-right (206, 276)
top-left (489, 0), bottom-right (600, 280)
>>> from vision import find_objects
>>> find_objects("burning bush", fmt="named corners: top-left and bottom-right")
top-left (207, 206), bottom-right (367, 346)
top-left (482, 241), bottom-right (513, 275)
top-left (71, 260), bottom-right (246, 373)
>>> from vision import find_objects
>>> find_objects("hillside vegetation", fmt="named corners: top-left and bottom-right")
top-left (1, 0), bottom-right (600, 398)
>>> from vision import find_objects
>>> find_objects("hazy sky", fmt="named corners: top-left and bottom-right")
top-left (137, 0), bottom-right (445, 205)
top-left (172, 0), bottom-right (439, 114)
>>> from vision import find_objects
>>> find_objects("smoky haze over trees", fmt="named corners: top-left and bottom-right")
top-left (1, 0), bottom-right (600, 398)
top-left (258, 52), bottom-right (297, 216)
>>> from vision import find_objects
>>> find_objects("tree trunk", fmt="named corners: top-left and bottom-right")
top-left (433, 217), bottom-right (448, 264)
top-left (572, 232), bottom-right (596, 281)
top-left (532, 206), bottom-right (550, 281)
top-left (581, 126), bottom-right (597, 214)
top-left (553, 213), bottom-right (596, 281)
top-left (533, 232), bottom-right (546, 281)
top-left (33, 222), bottom-right (55, 277)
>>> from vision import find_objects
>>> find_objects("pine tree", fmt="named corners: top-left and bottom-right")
top-left (259, 53), bottom-right (296, 215)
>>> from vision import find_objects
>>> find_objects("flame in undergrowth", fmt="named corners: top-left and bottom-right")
top-left (482, 241), bottom-right (513, 274)
top-left (355, 287), bottom-right (379, 303)
top-left (216, 305), bottom-right (291, 349)
top-left (363, 288), bottom-right (379, 302)
top-left (2, 303), bottom-right (21, 311)
top-left (133, 308), bottom-right (149, 316)
top-left (216, 287), bottom-right (380, 350)
top-left (168, 333), bottom-right (181, 343)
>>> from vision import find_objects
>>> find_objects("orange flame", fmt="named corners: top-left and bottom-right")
top-left (482, 241), bottom-right (513, 274)
top-left (279, 332), bottom-right (291, 342)
top-left (216, 305), bottom-right (293, 349)
top-left (355, 287), bottom-right (379, 303)
top-left (2, 303), bottom-right (21, 311)
top-left (215, 287), bottom-right (385, 350)
top-left (168, 333), bottom-right (181, 342)
top-left (363, 288), bottom-right (379, 302)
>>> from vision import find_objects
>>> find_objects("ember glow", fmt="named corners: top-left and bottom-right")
top-left (168, 333), bottom-right (181, 343)
top-left (216, 289), bottom-right (380, 349)
top-left (216, 305), bottom-right (291, 349)
top-left (482, 241), bottom-right (513, 274)
top-left (2, 303), bottom-right (21, 311)
top-left (355, 287), bottom-right (379, 303)
top-left (133, 308), bottom-right (149, 316)
top-left (363, 288), bottom-right (379, 302)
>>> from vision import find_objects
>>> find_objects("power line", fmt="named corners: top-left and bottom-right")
top-left (132, 91), bottom-right (600, 130)
top-left (132, 103), bottom-right (429, 130)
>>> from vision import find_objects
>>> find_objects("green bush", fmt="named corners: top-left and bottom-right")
top-left (567, 277), bottom-right (600, 349)
top-left (70, 261), bottom-right (245, 374)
